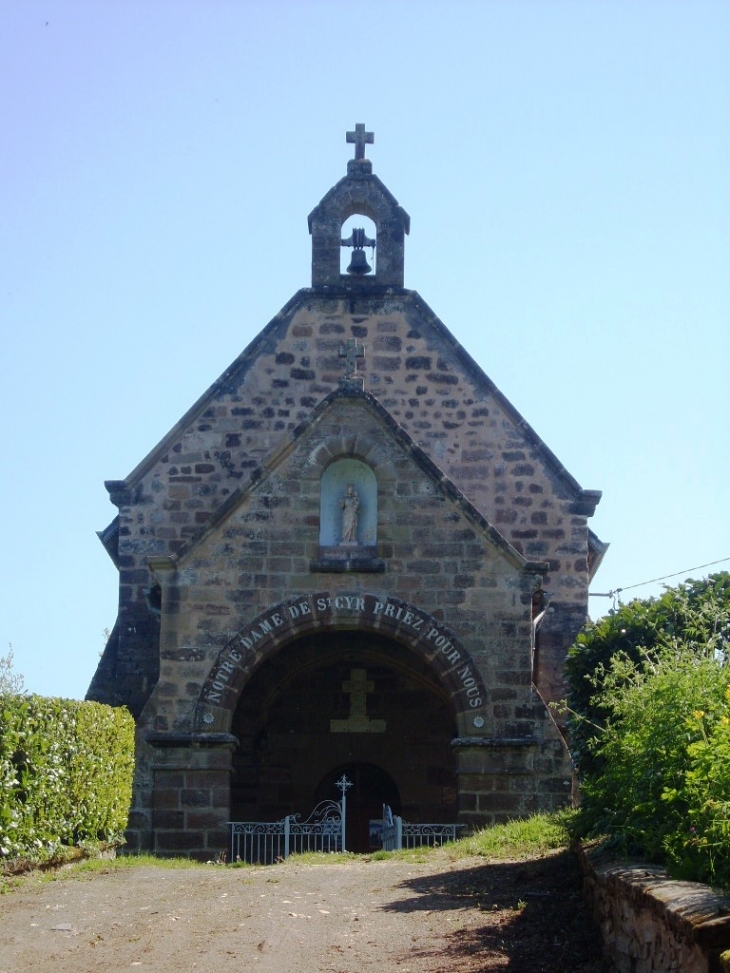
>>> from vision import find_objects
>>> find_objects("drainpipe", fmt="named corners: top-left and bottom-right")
top-left (531, 595), bottom-right (552, 681)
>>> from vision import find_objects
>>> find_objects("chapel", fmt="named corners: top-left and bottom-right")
top-left (88, 126), bottom-right (607, 857)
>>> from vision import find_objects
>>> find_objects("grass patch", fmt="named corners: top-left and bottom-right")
top-left (284, 850), bottom-right (360, 866)
top-left (273, 811), bottom-right (576, 865)
top-left (69, 854), bottom-right (208, 873)
top-left (451, 810), bottom-right (576, 860)
top-left (367, 847), bottom-right (438, 863)
top-left (1, 853), bottom-right (207, 892)
top-left (287, 811), bottom-right (576, 865)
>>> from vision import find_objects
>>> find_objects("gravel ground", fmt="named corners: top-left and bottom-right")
top-left (0, 849), bottom-right (607, 973)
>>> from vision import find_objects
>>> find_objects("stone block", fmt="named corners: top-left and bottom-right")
top-left (478, 792), bottom-right (524, 813)
top-left (181, 788), bottom-right (211, 807)
top-left (156, 830), bottom-right (204, 852)
top-left (153, 788), bottom-right (181, 810)
top-left (186, 811), bottom-right (229, 830)
top-left (154, 810), bottom-right (185, 829)
top-left (185, 770), bottom-right (228, 789)
top-left (126, 809), bottom-right (151, 831)
top-left (204, 829), bottom-right (230, 852)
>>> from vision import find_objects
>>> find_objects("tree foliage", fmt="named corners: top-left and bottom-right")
top-left (565, 572), bottom-right (730, 776)
top-left (0, 645), bottom-right (24, 696)
top-left (565, 572), bottom-right (730, 887)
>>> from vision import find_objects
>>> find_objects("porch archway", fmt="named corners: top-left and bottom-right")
top-left (228, 629), bottom-right (458, 840)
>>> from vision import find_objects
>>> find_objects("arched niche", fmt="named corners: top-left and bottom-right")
top-left (319, 458), bottom-right (377, 548)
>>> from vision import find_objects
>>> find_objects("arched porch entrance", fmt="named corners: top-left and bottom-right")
top-left (229, 630), bottom-right (457, 850)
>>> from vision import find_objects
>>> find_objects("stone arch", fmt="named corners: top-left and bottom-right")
top-left (229, 631), bottom-right (457, 838)
top-left (195, 592), bottom-right (488, 735)
top-left (305, 430), bottom-right (395, 491)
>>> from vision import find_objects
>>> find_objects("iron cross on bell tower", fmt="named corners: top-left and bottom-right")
top-left (342, 124), bottom-right (376, 275)
top-left (309, 123), bottom-right (408, 289)
top-left (346, 122), bottom-right (373, 160)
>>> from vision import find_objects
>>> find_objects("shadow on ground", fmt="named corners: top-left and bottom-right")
top-left (379, 849), bottom-right (607, 973)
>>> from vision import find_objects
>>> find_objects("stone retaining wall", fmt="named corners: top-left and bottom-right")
top-left (578, 844), bottom-right (730, 972)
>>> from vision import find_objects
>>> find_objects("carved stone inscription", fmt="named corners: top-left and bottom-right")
top-left (201, 594), bottom-right (485, 713)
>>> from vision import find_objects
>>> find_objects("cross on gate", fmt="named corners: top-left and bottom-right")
top-left (346, 123), bottom-right (374, 160)
top-left (339, 338), bottom-right (364, 378)
top-left (330, 668), bottom-right (386, 733)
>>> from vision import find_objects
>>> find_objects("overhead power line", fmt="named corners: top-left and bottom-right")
top-left (590, 556), bottom-right (730, 603)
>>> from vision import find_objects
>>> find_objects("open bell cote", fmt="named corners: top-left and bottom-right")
top-left (308, 124), bottom-right (411, 289)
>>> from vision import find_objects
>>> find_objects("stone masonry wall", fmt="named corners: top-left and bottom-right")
top-left (119, 391), bottom-right (574, 854)
top-left (150, 743), bottom-right (233, 859)
top-left (150, 393), bottom-right (540, 739)
top-left (96, 288), bottom-right (599, 718)
top-left (579, 845), bottom-right (730, 973)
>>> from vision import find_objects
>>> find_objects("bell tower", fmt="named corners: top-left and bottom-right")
top-left (308, 124), bottom-right (411, 289)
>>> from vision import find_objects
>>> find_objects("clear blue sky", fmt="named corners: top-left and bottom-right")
top-left (2, 1), bottom-right (728, 699)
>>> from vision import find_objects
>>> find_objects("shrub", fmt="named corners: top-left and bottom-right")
top-left (565, 572), bottom-right (730, 887)
top-left (576, 643), bottom-right (730, 885)
top-left (663, 684), bottom-right (730, 885)
top-left (0, 696), bottom-right (135, 862)
top-left (565, 572), bottom-right (730, 778)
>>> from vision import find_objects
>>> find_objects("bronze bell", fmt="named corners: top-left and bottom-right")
top-left (342, 226), bottom-right (376, 276)
top-left (347, 248), bottom-right (372, 276)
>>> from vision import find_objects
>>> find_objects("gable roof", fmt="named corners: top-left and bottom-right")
top-left (106, 286), bottom-right (600, 521)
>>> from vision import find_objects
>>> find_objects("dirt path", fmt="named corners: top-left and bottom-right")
top-left (0, 850), bottom-right (606, 973)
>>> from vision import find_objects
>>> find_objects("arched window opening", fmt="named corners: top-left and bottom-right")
top-left (340, 214), bottom-right (377, 276)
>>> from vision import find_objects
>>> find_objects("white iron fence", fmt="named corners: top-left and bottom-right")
top-left (381, 804), bottom-right (464, 851)
top-left (228, 775), bottom-right (352, 865)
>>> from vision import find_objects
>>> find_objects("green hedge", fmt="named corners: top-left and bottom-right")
top-left (0, 696), bottom-right (135, 862)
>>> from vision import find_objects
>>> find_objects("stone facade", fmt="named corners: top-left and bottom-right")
top-left (88, 126), bottom-right (606, 858)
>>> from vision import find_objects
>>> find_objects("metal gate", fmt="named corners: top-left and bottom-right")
top-left (381, 804), bottom-right (464, 851)
top-left (228, 775), bottom-right (352, 865)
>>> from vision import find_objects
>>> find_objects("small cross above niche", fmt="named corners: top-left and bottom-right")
top-left (339, 338), bottom-right (364, 379)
